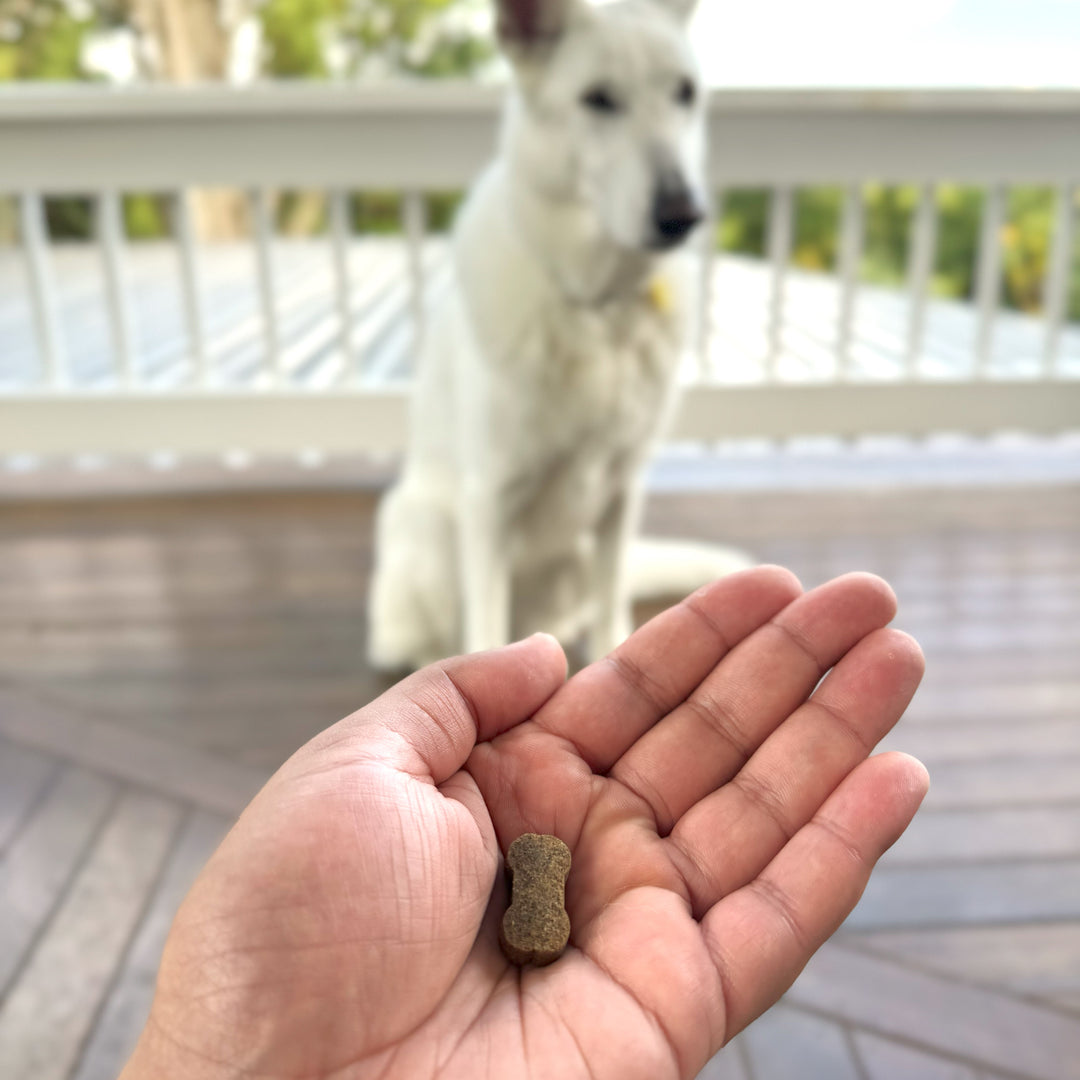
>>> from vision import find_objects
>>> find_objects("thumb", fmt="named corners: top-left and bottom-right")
top-left (344, 634), bottom-right (568, 783)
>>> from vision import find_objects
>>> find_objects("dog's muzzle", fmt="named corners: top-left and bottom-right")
top-left (650, 186), bottom-right (705, 249)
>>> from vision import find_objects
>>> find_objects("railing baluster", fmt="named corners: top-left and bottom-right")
top-left (18, 192), bottom-right (66, 388)
top-left (1043, 182), bottom-right (1076, 376)
top-left (97, 190), bottom-right (136, 387)
top-left (697, 187), bottom-right (721, 380)
top-left (835, 184), bottom-right (864, 379)
top-left (904, 183), bottom-right (938, 379)
top-left (328, 189), bottom-right (354, 385)
top-left (250, 187), bottom-right (282, 386)
top-left (974, 184), bottom-right (1005, 377)
top-left (402, 190), bottom-right (427, 360)
top-left (172, 189), bottom-right (208, 387)
top-left (765, 185), bottom-right (793, 382)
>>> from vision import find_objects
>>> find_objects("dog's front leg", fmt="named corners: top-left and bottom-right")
top-left (587, 479), bottom-right (642, 660)
top-left (458, 475), bottom-right (512, 653)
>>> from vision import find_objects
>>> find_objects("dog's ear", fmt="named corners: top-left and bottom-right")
top-left (495, 0), bottom-right (588, 60)
top-left (649, 0), bottom-right (700, 22)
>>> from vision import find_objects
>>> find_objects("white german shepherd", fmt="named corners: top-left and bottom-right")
top-left (368, 0), bottom-right (750, 670)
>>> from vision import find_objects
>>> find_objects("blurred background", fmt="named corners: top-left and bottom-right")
top-left (1, 1), bottom-right (1079, 1078)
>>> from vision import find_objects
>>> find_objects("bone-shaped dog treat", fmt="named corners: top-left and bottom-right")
top-left (499, 833), bottom-right (572, 966)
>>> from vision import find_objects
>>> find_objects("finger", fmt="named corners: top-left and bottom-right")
top-left (531, 566), bottom-right (802, 770)
top-left (335, 633), bottom-right (567, 784)
top-left (610, 572), bottom-right (898, 833)
top-left (702, 751), bottom-right (930, 1041)
top-left (668, 628), bottom-right (924, 916)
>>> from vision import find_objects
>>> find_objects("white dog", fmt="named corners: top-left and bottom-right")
top-left (369, 0), bottom-right (749, 670)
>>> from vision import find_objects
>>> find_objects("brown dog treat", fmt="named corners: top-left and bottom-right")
top-left (499, 833), bottom-right (572, 966)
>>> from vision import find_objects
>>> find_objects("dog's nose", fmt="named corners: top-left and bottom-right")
top-left (651, 187), bottom-right (704, 247)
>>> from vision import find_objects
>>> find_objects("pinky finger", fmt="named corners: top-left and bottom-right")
top-left (702, 751), bottom-right (929, 1043)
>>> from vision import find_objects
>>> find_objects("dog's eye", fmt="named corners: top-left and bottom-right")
top-left (676, 77), bottom-right (697, 107)
top-left (581, 85), bottom-right (622, 114)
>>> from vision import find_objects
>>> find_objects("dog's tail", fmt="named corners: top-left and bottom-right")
top-left (628, 537), bottom-right (755, 602)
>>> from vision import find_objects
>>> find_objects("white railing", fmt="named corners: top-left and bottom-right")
top-left (1, 83), bottom-right (1080, 459)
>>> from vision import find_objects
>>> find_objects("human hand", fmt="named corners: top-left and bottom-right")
top-left (121, 566), bottom-right (928, 1080)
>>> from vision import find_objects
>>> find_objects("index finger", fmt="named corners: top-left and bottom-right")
top-left (530, 566), bottom-right (803, 771)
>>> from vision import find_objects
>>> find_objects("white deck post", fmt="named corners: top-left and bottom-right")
top-left (905, 183), bottom-right (939, 378)
top-left (250, 188), bottom-right (282, 386)
top-left (402, 190), bottom-right (427, 354)
top-left (328, 189), bottom-right (354, 385)
top-left (1043, 183), bottom-right (1076, 376)
top-left (172, 190), bottom-right (209, 387)
top-left (765, 185), bottom-right (794, 381)
top-left (974, 184), bottom-right (1006, 377)
top-left (835, 184), bottom-right (864, 379)
top-left (97, 190), bottom-right (136, 387)
top-left (18, 192), bottom-right (66, 388)
top-left (697, 188), bottom-right (721, 380)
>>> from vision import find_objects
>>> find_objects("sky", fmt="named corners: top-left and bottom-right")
top-left (689, 0), bottom-right (1080, 87)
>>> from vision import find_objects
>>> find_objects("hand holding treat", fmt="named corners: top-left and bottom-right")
top-left (121, 568), bottom-right (928, 1080)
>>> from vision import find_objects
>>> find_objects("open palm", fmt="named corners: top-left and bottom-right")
top-left (126, 567), bottom-right (927, 1080)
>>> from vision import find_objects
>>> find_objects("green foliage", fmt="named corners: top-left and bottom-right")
top-left (0, 0), bottom-right (96, 81)
top-left (44, 196), bottom-right (93, 240)
top-left (794, 187), bottom-right (841, 272)
top-left (718, 190), bottom-right (767, 257)
top-left (1002, 186), bottom-right (1054, 313)
top-left (124, 194), bottom-right (170, 240)
top-left (331, 0), bottom-right (492, 78)
top-left (258, 0), bottom-right (492, 79)
top-left (860, 183), bottom-right (915, 288)
top-left (260, 0), bottom-right (345, 78)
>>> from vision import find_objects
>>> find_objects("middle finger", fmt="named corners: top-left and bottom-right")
top-left (608, 573), bottom-right (897, 834)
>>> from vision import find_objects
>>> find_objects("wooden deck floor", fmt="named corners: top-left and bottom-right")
top-left (3, 238), bottom-right (1080, 390)
top-left (0, 481), bottom-right (1078, 1078)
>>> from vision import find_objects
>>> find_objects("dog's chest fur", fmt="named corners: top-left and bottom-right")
top-left (489, 276), bottom-right (687, 540)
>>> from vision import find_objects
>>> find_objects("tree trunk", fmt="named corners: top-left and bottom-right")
top-left (128, 0), bottom-right (251, 241)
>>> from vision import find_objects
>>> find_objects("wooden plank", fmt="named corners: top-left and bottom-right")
top-left (787, 942), bottom-right (1080, 1080)
top-left (0, 685), bottom-right (266, 817)
top-left (71, 808), bottom-right (230, 1080)
top-left (904, 678), bottom-right (1080, 726)
top-left (1051, 993), bottom-right (1080, 1015)
top-left (920, 757), bottom-right (1080, 809)
top-left (696, 1035), bottom-right (752, 1080)
top-left (0, 766), bottom-right (115, 994)
top-left (880, 719), bottom-right (1080, 764)
top-left (849, 923), bottom-right (1080, 999)
top-left (847, 857), bottom-right (1080, 930)
top-left (741, 1003), bottom-right (862, 1080)
top-left (0, 737), bottom-right (57, 854)
top-left (888, 806), bottom-right (1080, 865)
top-left (852, 1030), bottom-right (980, 1080)
top-left (0, 788), bottom-right (181, 1080)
